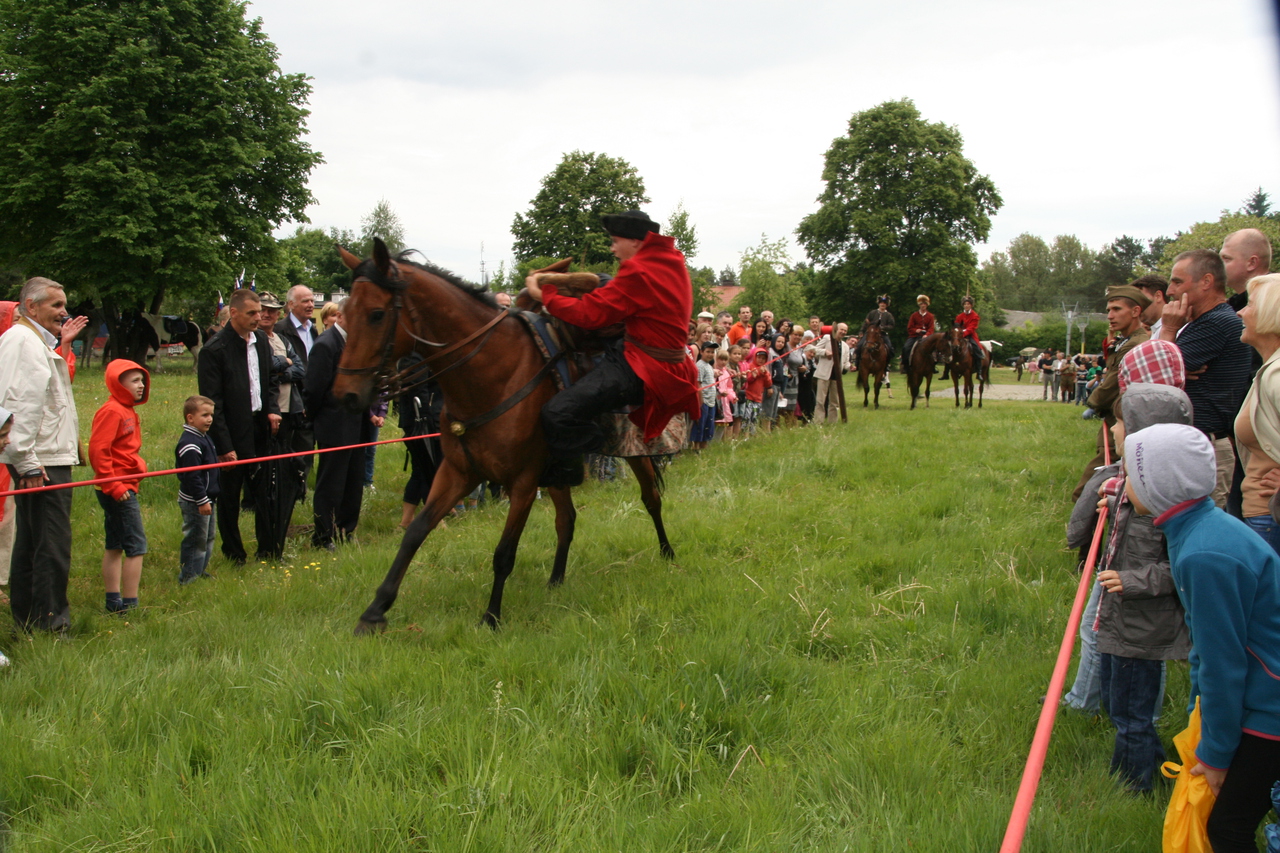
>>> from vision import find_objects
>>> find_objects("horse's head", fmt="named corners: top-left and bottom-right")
top-left (862, 323), bottom-right (883, 352)
top-left (937, 325), bottom-right (964, 365)
top-left (332, 237), bottom-right (412, 412)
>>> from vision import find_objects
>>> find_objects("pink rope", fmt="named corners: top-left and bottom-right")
top-left (0, 432), bottom-right (441, 498)
top-left (999, 423), bottom-right (1113, 851)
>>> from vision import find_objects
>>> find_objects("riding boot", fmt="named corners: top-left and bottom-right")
top-left (540, 455), bottom-right (585, 488)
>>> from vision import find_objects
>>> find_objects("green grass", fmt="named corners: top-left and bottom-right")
top-left (0, 366), bottom-right (1177, 851)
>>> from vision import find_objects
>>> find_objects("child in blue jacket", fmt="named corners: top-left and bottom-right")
top-left (175, 396), bottom-right (220, 585)
top-left (1129, 423), bottom-right (1280, 852)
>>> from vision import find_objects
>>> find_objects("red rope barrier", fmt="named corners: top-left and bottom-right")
top-left (999, 423), bottom-right (1114, 851)
top-left (0, 432), bottom-right (442, 499)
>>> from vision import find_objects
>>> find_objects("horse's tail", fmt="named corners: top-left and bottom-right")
top-left (649, 455), bottom-right (667, 496)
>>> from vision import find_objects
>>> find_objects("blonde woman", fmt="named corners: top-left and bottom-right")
top-left (1236, 272), bottom-right (1280, 554)
top-left (319, 301), bottom-right (341, 332)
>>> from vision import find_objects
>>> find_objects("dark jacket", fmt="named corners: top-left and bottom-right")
top-left (304, 326), bottom-right (372, 448)
top-left (197, 324), bottom-right (279, 458)
top-left (274, 314), bottom-right (319, 369)
top-left (175, 425), bottom-right (220, 505)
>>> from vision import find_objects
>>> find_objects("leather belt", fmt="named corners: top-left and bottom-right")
top-left (625, 335), bottom-right (688, 364)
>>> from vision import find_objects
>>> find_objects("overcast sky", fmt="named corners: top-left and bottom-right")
top-left (247, 0), bottom-right (1280, 283)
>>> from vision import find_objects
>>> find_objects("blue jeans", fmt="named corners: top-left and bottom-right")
top-left (1063, 580), bottom-right (1166, 721)
top-left (364, 425), bottom-right (379, 486)
top-left (1063, 581), bottom-right (1104, 712)
top-left (179, 499), bottom-right (216, 583)
top-left (1100, 653), bottom-right (1166, 791)
top-left (1245, 515), bottom-right (1280, 557)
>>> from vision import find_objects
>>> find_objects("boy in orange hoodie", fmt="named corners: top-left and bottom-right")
top-left (89, 360), bottom-right (149, 613)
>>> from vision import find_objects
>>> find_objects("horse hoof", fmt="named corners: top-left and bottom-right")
top-left (354, 619), bottom-right (387, 637)
top-left (660, 543), bottom-right (676, 560)
top-left (479, 612), bottom-right (501, 630)
top-left (547, 575), bottom-right (565, 588)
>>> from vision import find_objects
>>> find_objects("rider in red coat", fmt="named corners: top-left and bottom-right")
top-left (953, 295), bottom-right (984, 366)
top-left (527, 210), bottom-right (699, 487)
top-left (903, 294), bottom-right (936, 372)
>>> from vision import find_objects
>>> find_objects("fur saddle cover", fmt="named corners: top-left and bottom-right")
top-left (515, 259), bottom-right (688, 457)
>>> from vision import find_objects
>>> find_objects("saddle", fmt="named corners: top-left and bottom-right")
top-left (514, 258), bottom-right (623, 390)
top-left (512, 258), bottom-right (688, 457)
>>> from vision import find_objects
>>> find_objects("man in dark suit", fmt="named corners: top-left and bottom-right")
top-left (197, 289), bottom-right (281, 563)
top-left (276, 285), bottom-right (319, 490)
top-left (304, 298), bottom-right (373, 549)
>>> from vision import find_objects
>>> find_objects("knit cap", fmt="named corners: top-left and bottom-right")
top-left (1119, 383), bottom-right (1193, 433)
top-left (1123, 423), bottom-right (1215, 516)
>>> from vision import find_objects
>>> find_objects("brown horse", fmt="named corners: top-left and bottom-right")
top-left (331, 239), bottom-right (675, 633)
top-left (938, 325), bottom-right (989, 408)
top-left (855, 324), bottom-right (888, 408)
top-left (905, 331), bottom-right (945, 410)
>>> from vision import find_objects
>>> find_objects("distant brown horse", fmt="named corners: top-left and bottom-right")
top-left (938, 325), bottom-right (989, 408)
top-left (331, 239), bottom-right (675, 633)
top-left (855, 324), bottom-right (888, 408)
top-left (905, 331), bottom-right (945, 410)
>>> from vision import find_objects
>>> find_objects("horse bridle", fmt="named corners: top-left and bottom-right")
top-left (335, 259), bottom-right (508, 396)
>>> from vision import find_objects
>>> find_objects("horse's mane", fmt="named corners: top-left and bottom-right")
top-left (355, 249), bottom-right (499, 308)
top-left (394, 250), bottom-right (497, 308)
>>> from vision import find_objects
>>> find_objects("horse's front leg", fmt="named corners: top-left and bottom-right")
top-left (355, 462), bottom-right (477, 635)
top-left (627, 456), bottom-right (674, 559)
top-left (480, 481), bottom-right (539, 628)
top-left (546, 485), bottom-right (576, 586)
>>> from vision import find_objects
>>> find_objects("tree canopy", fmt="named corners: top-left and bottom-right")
top-left (510, 151), bottom-right (649, 267)
top-left (1156, 212), bottom-right (1280, 283)
top-left (0, 0), bottom-right (321, 314)
top-left (796, 99), bottom-right (1001, 325)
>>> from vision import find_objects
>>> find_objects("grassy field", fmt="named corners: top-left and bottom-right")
top-left (0, 366), bottom-right (1182, 851)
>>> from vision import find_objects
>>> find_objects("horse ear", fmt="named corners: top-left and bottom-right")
top-left (336, 244), bottom-right (361, 271)
top-left (373, 237), bottom-right (392, 275)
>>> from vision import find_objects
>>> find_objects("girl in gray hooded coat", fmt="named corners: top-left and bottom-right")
top-left (1068, 382), bottom-right (1194, 792)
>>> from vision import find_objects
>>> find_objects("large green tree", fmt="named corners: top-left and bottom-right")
top-left (0, 0), bottom-right (321, 323)
top-left (796, 99), bottom-right (1001, 325)
top-left (511, 151), bottom-right (649, 267)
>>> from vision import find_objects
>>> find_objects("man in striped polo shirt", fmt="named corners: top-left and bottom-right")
top-left (1159, 248), bottom-right (1254, 507)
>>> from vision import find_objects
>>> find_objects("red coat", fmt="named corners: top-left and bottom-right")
top-left (954, 309), bottom-right (980, 344)
top-left (542, 233), bottom-right (700, 440)
top-left (906, 310), bottom-right (935, 338)
top-left (89, 359), bottom-right (150, 499)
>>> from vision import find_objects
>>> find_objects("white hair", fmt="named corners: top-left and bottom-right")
top-left (18, 277), bottom-right (63, 315)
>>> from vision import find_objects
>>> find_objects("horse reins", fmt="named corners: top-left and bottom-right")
top-left (336, 260), bottom-right (508, 395)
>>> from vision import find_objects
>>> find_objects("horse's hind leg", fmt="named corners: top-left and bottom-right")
top-left (481, 482), bottom-right (539, 629)
top-left (546, 485), bottom-right (576, 587)
top-left (627, 456), bottom-right (674, 560)
top-left (355, 462), bottom-right (477, 635)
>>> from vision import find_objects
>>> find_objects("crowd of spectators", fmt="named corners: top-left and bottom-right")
top-left (1061, 228), bottom-right (1280, 849)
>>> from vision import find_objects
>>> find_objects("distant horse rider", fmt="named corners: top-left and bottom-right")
top-left (954, 294), bottom-right (984, 368)
top-left (525, 210), bottom-right (700, 488)
top-left (855, 295), bottom-right (895, 371)
top-left (902, 294), bottom-right (936, 373)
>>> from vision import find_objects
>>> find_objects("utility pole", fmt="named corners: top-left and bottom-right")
top-left (1063, 301), bottom-right (1079, 356)
top-left (480, 242), bottom-right (488, 288)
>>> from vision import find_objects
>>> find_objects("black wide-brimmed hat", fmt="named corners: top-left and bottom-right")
top-left (601, 210), bottom-right (661, 240)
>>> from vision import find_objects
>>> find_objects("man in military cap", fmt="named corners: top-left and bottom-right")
top-left (1071, 283), bottom-right (1152, 499)
top-left (526, 210), bottom-right (700, 487)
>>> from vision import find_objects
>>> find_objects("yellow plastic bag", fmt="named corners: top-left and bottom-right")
top-left (1161, 697), bottom-right (1218, 853)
